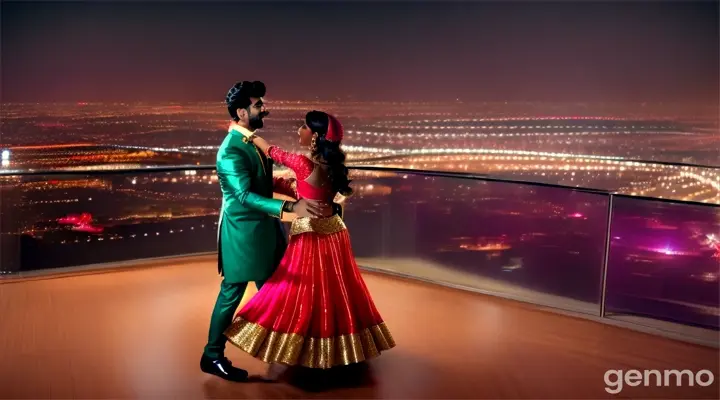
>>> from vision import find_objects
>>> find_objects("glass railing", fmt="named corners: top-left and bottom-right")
top-left (0, 167), bottom-right (220, 272)
top-left (344, 168), bottom-right (609, 316)
top-left (1, 165), bottom-right (717, 343)
top-left (604, 195), bottom-right (719, 331)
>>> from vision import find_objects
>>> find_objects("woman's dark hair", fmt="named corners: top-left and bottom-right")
top-left (306, 110), bottom-right (353, 196)
top-left (225, 81), bottom-right (266, 122)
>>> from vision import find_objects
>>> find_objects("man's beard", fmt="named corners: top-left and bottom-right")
top-left (249, 114), bottom-right (265, 130)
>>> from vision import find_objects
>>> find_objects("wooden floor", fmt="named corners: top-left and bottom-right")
top-left (0, 255), bottom-right (718, 399)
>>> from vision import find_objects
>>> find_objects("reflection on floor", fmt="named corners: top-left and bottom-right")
top-left (0, 255), bottom-right (717, 399)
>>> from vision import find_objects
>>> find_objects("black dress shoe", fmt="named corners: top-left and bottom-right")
top-left (200, 354), bottom-right (249, 382)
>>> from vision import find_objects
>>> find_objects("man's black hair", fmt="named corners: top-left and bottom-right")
top-left (225, 81), bottom-right (266, 122)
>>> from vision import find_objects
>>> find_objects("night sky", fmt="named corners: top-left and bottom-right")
top-left (2, 0), bottom-right (718, 103)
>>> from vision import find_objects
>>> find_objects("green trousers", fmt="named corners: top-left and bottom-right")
top-left (203, 279), bottom-right (264, 360)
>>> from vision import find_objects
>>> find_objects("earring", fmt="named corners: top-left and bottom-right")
top-left (310, 134), bottom-right (318, 152)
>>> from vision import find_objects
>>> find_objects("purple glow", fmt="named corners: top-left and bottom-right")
top-left (658, 247), bottom-right (676, 255)
top-left (605, 197), bottom-right (720, 330)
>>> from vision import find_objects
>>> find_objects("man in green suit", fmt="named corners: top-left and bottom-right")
top-left (201, 81), bottom-right (330, 382)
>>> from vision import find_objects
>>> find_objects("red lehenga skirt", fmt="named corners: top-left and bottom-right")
top-left (224, 215), bottom-right (395, 369)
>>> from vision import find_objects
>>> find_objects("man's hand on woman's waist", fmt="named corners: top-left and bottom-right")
top-left (287, 199), bottom-right (333, 218)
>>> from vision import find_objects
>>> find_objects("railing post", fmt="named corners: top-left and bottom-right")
top-left (599, 194), bottom-right (614, 318)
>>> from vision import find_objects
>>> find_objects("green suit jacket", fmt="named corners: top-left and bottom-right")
top-left (216, 127), bottom-right (288, 284)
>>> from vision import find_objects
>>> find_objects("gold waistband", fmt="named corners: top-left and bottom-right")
top-left (289, 214), bottom-right (346, 237)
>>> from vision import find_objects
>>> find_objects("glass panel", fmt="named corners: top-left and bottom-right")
top-left (5, 165), bottom-right (717, 335)
top-left (0, 169), bottom-right (220, 274)
top-left (605, 196), bottom-right (720, 331)
top-left (344, 171), bottom-right (609, 315)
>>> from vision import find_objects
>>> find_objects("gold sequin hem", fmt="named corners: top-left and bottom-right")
top-left (224, 317), bottom-right (396, 369)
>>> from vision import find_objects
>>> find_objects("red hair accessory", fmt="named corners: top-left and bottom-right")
top-left (325, 114), bottom-right (344, 142)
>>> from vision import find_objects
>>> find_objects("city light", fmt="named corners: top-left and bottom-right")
top-left (1, 149), bottom-right (10, 167)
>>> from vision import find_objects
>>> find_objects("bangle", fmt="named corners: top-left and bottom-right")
top-left (282, 201), bottom-right (296, 213)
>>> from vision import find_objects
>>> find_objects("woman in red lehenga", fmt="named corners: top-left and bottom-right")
top-left (224, 110), bottom-right (395, 369)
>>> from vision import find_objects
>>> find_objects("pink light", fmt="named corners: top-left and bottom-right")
top-left (57, 213), bottom-right (93, 225)
top-left (659, 247), bottom-right (676, 255)
top-left (569, 212), bottom-right (584, 218)
top-left (638, 245), bottom-right (698, 257)
top-left (72, 223), bottom-right (104, 234)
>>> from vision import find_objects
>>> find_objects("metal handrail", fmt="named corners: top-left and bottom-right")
top-left (354, 154), bottom-right (720, 171)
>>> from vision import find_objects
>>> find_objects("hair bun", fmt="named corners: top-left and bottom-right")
top-left (225, 81), bottom-right (246, 106)
top-left (225, 86), bottom-right (239, 107)
top-left (225, 81), bottom-right (266, 106)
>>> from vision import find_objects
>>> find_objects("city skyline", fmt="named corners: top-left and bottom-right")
top-left (2, 101), bottom-right (718, 204)
top-left (2, 1), bottom-right (718, 103)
